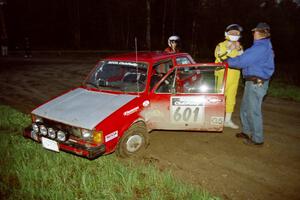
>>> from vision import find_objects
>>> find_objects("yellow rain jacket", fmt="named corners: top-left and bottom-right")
top-left (215, 40), bottom-right (243, 113)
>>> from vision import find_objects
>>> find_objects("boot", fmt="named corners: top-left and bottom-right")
top-left (224, 112), bottom-right (239, 129)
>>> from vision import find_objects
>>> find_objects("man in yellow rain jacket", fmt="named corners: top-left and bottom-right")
top-left (215, 24), bottom-right (243, 129)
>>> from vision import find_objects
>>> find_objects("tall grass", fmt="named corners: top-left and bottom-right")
top-left (0, 105), bottom-right (31, 131)
top-left (0, 105), bottom-right (218, 200)
top-left (268, 80), bottom-right (300, 102)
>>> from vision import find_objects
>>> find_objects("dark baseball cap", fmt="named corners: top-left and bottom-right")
top-left (251, 22), bottom-right (270, 31)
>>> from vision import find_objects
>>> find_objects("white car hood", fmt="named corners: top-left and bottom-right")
top-left (32, 88), bottom-right (137, 130)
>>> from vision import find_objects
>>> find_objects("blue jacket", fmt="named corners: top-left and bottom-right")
top-left (227, 38), bottom-right (275, 80)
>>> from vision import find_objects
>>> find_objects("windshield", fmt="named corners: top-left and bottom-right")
top-left (84, 60), bottom-right (148, 93)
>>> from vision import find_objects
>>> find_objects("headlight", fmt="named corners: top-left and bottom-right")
top-left (82, 129), bottom-right (92, 139)
top-left (32, 115), bottom-right (43, 123)
top-left (40, 125), bottom-right (47, 136)
top-left (57, 130), bottom-right (66, 142)
top-left (48, 128), bottom-right (56, 139)
top-left (32, 123), bottom-right (39, 133)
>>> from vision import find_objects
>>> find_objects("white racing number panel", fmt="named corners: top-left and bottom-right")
top-left (170, 96), bottom-right (205, 124)
top-left (41, 137), bottom-right (59, 152)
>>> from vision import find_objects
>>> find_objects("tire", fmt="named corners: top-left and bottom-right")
top-left (116, 122), bottom-right (149, 158)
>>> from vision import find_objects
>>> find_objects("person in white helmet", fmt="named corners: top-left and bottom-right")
top-left (164, 35), bottom-right (180, 53)
top-left (215, 24), bottom-right (244, 129)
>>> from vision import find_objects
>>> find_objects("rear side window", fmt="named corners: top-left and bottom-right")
top-left (176, 57), bottom-right (192, 65)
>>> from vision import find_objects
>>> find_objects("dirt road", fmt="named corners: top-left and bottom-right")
top-left (1, 54), bottom-right (299, 200)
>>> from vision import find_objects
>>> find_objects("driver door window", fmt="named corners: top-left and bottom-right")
top-left (150, 60), bottom-right (173, 91)
top-left (175, 66), bottom-right (225, 94)
top-left (155, 65), bottom-right (226, 94)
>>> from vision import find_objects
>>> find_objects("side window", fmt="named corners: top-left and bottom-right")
top-left (175, 66), bottom-right (225, 94)
top-left (176, 57), bottom-right (191, 65)
top-left (150, 60), bottom-right (173, 91)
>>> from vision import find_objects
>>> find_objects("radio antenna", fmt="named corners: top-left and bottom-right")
top-left (135, 37), bottom-right (140, 95)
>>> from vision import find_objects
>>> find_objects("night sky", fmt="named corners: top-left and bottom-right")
top-left (1, 0), bottom-right (300, 83)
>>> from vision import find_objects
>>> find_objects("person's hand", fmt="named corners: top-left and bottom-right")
top-left (227, 41), bottom-right (241, 50)
top-left (227, 42), bottom-right (235, 50)
top-left (234, 41), bottom-right (241, 50)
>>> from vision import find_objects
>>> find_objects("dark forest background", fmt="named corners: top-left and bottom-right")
top-left (1, 0), bottom-right (300, 83)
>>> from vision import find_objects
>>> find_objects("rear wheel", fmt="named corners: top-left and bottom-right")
top-left (116, 122), bottom-right (149, 158)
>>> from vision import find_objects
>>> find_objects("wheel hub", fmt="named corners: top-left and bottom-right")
top-left (126, 135), bottom-right (143, 153)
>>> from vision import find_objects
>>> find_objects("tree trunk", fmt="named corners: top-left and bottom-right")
top-left (191, 0), bottom-right (202, 57)
top-left (0, 3), bottom-right (8, 40)
top-left (126, 13), bottom-right (130, 48)
top-left (161, 0), bottom-right (168, 46)
top-left (172, 0), bottom-right (177, 34)
top-left (146, 0), bottom-right (151, 50)
top-left (73, 0), bottom-right (80, 49)
top-left (66, 0), bottom-right (80, 49)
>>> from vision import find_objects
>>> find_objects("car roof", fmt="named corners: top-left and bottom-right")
top-left (105, 51), bottom-right (191, 63)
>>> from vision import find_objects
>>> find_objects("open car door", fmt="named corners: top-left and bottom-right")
top-left (145, 63), bottom-right (228, 132)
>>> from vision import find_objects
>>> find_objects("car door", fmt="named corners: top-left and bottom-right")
top-left (145, 63), bottom-right (227, 132)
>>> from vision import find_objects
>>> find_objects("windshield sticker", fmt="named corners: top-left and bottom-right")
top-left (170, 96), bottom-right (205, 124)
top-left (105, 131), bottom-right (118, 142)
top-left (123, 106), bottom-right (139, 116)
top-left (108, 61), bottom-right (138, 66)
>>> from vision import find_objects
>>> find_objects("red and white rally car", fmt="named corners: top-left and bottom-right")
top-left (23, 52), bottom-right (228, 159)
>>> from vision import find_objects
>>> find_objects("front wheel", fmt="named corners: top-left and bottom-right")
top-left (116, 122), bottom-right (149, 158)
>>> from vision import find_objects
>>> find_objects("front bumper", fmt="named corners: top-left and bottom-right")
top-left (23, 127), bottom-right (106, 160)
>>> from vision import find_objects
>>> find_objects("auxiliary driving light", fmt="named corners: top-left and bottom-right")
top-left (32, 123), bottom-right (39, 133)
top-left (39, 125), bottom-right (48, 136)
top-left (57, 130), bottom-right (66, 142)
top-left (48, 128), bottom-right (56, 139)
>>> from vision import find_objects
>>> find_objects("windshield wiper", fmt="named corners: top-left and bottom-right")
top-left (85, 81), bottom-right (99, 89)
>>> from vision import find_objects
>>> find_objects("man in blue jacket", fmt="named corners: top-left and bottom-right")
top-left (227, 22), bottom-right (275, 146)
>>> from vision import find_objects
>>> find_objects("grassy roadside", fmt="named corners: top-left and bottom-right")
top-left (238, 79), bottom-right (300, 102)
top-left (268, 80), bottom-right (300, 102)
top-left (0, 105), bottom-right (218, 200)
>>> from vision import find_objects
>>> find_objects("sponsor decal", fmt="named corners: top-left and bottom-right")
top-left (123, 106), bottom-right (139, 116)
top-left (172, 96), bottom-right (205, 106)
top-left (210, 117), bottom-right (223, 125)
top-left (105, 131), bottom-right (118, 142)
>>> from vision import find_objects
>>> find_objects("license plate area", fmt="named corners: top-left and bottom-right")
top-left (41, 137), bottom-right (59, 152)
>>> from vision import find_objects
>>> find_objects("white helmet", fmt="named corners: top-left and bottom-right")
top-left (168, 35), bottom-right (180, 47)
top-left (224, 24), bottom-right (243, 42)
